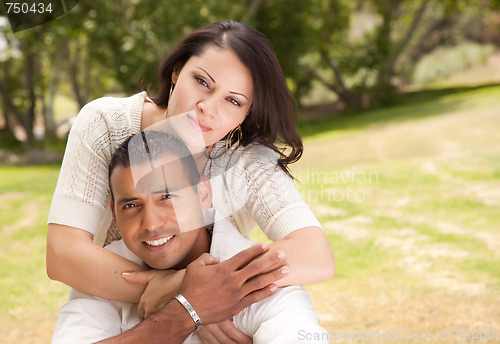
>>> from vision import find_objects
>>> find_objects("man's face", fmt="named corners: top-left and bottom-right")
top-left (110, 153), bottom-right (211, 270)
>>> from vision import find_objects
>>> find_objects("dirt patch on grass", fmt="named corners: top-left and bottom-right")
top-left (311, 287), bottom-right (500, 343)
top-left (0, 200), bottom-right (40, 238)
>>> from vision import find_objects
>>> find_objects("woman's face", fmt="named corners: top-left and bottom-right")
top-left (166, 46), bottom-right (253, 148)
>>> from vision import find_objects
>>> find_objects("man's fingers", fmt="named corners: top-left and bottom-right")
top-left (218, 320), bottom-right (252, 344)
top-left (239, 284), bottom-right (278, 311)
top-left (197, 320), bottom-right (248, 344)
top-left (241, 265), bottom-right (289, 296)
top-left (223, 242), bottom-right (269, 270)
top-left (237, 249), bottom-right (286, 282)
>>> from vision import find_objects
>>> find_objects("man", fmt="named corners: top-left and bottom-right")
top-left (52, 131), bottom-right (328, 343)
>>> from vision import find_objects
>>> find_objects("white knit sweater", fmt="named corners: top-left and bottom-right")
top-left (48, 92), bottom-right (321, 243)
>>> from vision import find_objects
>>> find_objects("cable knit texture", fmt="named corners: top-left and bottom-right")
top-left (48, 93), bottom-right (321, 244)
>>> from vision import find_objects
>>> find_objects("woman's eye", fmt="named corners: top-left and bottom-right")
top-left (195, 76), bottom-right (209, 88)
top-left (227, 98), bottom-right (241, 107)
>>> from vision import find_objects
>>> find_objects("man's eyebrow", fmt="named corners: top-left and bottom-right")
top-left (117, 197), bottom-right (138, 205)
top-left (151, 187), bottom-right (170, 194)
top-left (196, 67), bottom-right (216, 83)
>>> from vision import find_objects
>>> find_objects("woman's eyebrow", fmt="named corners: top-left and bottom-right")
top-left (196, 67), bottom-right (249, 100)
top-left (196, 67), bottom-right (216, 83)
top-left (230, 91), bottom-right (248, 100)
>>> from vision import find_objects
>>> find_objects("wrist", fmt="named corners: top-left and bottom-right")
top-left (174, 294), bottom-right (203, 331)
top-left (148, 299), bottom-right (196, 340)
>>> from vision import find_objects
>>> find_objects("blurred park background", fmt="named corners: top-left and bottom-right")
top-left (1, 0), bottom-right (499, 343)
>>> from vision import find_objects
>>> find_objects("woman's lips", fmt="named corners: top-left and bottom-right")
top-left (188, 115), bottom-right (211, 132)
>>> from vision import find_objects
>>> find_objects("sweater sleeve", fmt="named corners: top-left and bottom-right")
top-left (47, 93), bottom-right (143, 236)
top-left (210, 143), bottom-right (322, 242)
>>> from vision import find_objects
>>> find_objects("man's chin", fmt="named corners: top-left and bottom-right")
top-left (145, 260), bottom-right (174, 270)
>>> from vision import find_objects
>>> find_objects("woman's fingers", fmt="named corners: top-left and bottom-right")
top-left (195, 252), bottom-right (221, 267)
top-left (138, 269), bottom-right (185, 319)
top-left (121, 270), bottom-right (158, 284)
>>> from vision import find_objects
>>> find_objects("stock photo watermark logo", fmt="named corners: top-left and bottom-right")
top-left (3, 0), bottom-right (78, 33)
top-left (297, 166), bottom-right (379, 204)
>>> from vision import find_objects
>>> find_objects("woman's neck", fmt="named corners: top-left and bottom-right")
top-left (140, 102), bottom-right (167, 131)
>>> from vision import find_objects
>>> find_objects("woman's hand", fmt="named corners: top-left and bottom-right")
top-left (196, 320), bottom-right (252, 344)
top-left (123, 269), bottom-right (186, 319)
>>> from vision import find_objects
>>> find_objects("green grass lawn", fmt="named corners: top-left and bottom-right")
top-left (2, 84), bottom-right (499, 343)
top-left (293, 85), bottom-right (500, 342)
top-left (0, 166), bottom-right (70, 343)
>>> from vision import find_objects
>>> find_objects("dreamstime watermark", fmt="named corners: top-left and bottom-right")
top-left (2, 0), bottom-right (79, 33)
top-left (296, 166), bottom-right (379, 204)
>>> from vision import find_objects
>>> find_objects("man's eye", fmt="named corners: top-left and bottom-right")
top-left (161, 194), bottom-right (173, 200)
top-left (123, 203), bottom-right (137, 209)
top-left (195, 76), bottom-right (209, 88)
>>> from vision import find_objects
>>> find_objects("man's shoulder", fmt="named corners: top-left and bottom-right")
top-left (209, 211), bottom-right (254, 262)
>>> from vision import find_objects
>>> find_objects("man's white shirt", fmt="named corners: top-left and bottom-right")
top-left (52, 210), bottom-right (328, 344)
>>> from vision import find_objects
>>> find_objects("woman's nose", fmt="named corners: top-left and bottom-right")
top-left (197, 97), bottom-right (216, 118)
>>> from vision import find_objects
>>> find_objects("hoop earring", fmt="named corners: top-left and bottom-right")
top-left (225, 124), bottom-right (242, 151)
top-left (169, 83), bottom-right (175, 99)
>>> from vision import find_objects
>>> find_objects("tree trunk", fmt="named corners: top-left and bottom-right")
top-left (24, 49), bottom-right (37, 148)
top-left (69, 40), bottom-right (86, 109)
top-left (43, 51), bottom-right (62, 140)
top-left (378, 0), bottom-right (430, 86)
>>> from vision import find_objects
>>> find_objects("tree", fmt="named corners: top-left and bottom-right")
top-left (301, 0), bottom-right (500, 108)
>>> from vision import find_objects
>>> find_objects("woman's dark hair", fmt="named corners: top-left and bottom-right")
top-left (152, 20), bottom-right (303, 177)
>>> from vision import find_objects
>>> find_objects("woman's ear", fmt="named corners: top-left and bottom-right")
top-left (197, 175), bottom-right (213, 211)
top-left (172, 67), bottom-right (180, 85)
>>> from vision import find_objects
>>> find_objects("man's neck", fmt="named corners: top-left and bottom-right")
top-left (172, 227), bottom-right (211, 270)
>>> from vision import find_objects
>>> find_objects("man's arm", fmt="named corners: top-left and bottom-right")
top-left (95, 300), bottom-right (195, 344)
top-left (96, 243), bottom-right (288, 344)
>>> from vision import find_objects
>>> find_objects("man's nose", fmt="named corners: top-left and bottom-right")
top-left (141, 203), bottom-right (166, 232)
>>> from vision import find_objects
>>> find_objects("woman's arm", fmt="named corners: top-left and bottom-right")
top-left (211, 144), bottom-right (335, 287)
top-left (46, 94), bottom-right (148, 302)
top-left (266, 226), bottom-right (334, 287)
top-left (47, 224), bottom-right (147, 302)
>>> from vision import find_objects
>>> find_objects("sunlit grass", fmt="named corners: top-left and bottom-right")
top-left (3, 82), bottom-right (500, 342)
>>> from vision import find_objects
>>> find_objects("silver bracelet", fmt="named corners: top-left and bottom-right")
top-left (174, 294), bottom-right (203, 331)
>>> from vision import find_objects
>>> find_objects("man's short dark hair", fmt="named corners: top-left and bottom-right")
top-left (108, 131), bottom-right (200, 200)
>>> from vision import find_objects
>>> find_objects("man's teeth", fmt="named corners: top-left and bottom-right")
top-left (145, 236), bottom-right (173, 246)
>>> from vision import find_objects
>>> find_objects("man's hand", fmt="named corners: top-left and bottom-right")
top-left (179, 242), bottom-right (288, 325)
top-left (196, 320), bottom-right (252, 344)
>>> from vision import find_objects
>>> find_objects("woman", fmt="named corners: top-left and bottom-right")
top-left (47, 20), bottom-right (334, 342)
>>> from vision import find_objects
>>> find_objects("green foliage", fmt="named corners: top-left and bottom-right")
top-left (413, 42), bottom-right (495, 85)
top-left (1, 0), bottom-right (499, 148)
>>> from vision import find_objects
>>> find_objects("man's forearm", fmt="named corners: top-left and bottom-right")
top-left (95, 300), bottom-right (196, 344)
